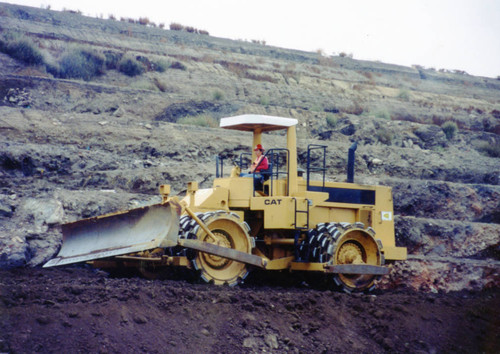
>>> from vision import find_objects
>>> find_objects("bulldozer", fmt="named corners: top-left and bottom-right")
top-left (44, 114), bottom-right (406, 292)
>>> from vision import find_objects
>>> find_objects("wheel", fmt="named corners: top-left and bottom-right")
top-left (331, 224), bottom-right (383, 292)
top-left (182, 211), bottom-right (252, 286)
top-left (300, 222), bottom-right (383, 292)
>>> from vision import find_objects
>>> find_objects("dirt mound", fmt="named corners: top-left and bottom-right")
top-left (1, 268), bottom-right (499, 353)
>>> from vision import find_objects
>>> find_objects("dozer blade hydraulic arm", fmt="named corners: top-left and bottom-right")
top-left (44, 203), bottom-right (180, 268)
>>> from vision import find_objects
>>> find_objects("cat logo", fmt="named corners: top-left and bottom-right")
top-left (264, 199), bottom-right (282, 205)
top-left (381, 211), bottom-right (392, 221)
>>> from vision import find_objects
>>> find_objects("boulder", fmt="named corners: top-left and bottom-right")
top-left (0, 235), bottom-right (28, 269)
top-left (21, 198), bottom-right (64, 226)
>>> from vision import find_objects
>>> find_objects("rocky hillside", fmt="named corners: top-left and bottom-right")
top-left (0, 2), bottom-right (499, 292)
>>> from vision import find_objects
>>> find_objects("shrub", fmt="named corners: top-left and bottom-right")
top-left (375, 109), bottom-right (391, 120)
top-left (177, 115), bottom-right (219, 127)
top-left (103, 51), bottom-right (123, 69)
top-left (397, 89), bottom-right (410, 101)
top-left (59, 48), bottom-right (105, 80)
top-left (326, 114), bottom-right (337, 127)
top-left (118, 57), bottom-right (144, 76)
top-left (154, 59), bottom-right (169, 73)
top-left (170, 23), bottom-right (184, 31)
top-left (259, 97), bottom-right (269, 107)
top-left (476, 141), bottom-right (500, 158)
top-left (375, 127), bottom-right (393, 145)
top-left (1, 37), bottom-right (44, 66)
top-left (343, 103), bottom-right (364, 115)
top-left (441, 121), bottom-right (458, 140)
top-left (213, 90), bottom-right (224, 101)
top-left (170, 61), bottom-right (186, 70)
top-left (138, 17), bottom-right (149, 26)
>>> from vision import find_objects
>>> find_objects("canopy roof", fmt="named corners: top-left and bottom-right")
top-left (220, 114), bottom-right (298, 132)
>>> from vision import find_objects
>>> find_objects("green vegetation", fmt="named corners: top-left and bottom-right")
top-left (154, 59), bottom-right (169, 73)
top-left (170, 61), bottom-right (187, 70)
top-left (375, 126), bottom-right (393, 145)
top-left (118, 56), bottom-right (145, 77)
top-left (397, 89), bottom-right (410, 101)
top-left (104, 51), bottom-right (123, 69)
top-left (374, 109), bottom-right (391, 120)
top-left (177, 115), bottom-right (219, 128)
top-left (476, 141), bottom-right (500, 158)
top-left (58, 48), bottom-right (106, 80)
top-left (326, 114), bottom-right (337, 128)
top-left (0, 30), bottom-right (182, 81)
top-left (441, 121), bottom-right (458, 140)
top-left (259, 97), bottom-right (270, 107)
top-left (0, 33), bottom-right (44, 66)
top-left (212, 90), bottom-right (224, 101)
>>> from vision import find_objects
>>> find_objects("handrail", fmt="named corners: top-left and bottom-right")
top-left (307, 144), bottom-right (327, 192)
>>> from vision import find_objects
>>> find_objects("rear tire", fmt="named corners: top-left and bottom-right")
top-left (300, 222), bottom-right (383, 292)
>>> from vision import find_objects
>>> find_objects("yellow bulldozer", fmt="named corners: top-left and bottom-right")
top-left (45, 114), bottom-right (406, 292)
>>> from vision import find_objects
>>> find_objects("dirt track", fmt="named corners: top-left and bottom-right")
top-left (1, 267), bottom-right (499, 353)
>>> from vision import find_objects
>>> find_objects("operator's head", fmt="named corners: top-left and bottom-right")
top-left (254, 144), bottom-right (264, 152)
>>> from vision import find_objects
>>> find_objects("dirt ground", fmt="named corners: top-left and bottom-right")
top-left (1, 267), bottom-right (499, 353)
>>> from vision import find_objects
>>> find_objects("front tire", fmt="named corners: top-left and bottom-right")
top-left (180, 211), bottom-right (252, 286)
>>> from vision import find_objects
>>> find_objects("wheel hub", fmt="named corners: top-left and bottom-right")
top-left (202, 230), bottom-right (232, 268)
top-left (337, 242), bottom-right (364, 265)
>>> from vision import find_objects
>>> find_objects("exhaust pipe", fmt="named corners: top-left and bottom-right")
top-left (347, 141), bottom-right (357, 183)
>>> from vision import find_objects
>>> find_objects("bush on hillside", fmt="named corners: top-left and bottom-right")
top-left (397, 89), bottom-right (410, 101)
top-left (153, 59), bottom-right (169, 73)
top-left (59, 48), bottom-right (106, 80)
top-left (118, 57), bottom-right (144, 76)
top-left (441, 121), bottom-right (458, 140)
top-left (212, 90), bottom-right (224, 101)
top-left (376, 126), bottom-right (393, 145)
top-left (170, 61), bottom-right (186, 70)
top-left (103, 51), bottom-right (123, 69)
top-left (0, 36), bottom-right (44, 66)
top-left (169, 23), bottom-right (184, 31)
top-left (326, 114), bottom-right (337, 127)
top-left (476, 141), bottom-right (500, 158)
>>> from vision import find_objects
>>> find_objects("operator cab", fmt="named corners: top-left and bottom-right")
top-left (218, 115), bottom-right (299, 196)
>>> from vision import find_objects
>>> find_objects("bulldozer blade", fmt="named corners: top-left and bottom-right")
top-left (44, 203), bottom-right (180, 268)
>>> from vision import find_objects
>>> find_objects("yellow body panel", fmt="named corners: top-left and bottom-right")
top-left (188, 173), bottom-right (406, 262)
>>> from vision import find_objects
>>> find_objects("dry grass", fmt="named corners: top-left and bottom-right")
top-left (177, 114), bottom-right (219, 127)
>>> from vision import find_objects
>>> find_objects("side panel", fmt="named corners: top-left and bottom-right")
top-left (214, 177), bottom-right (253, 208)
top-left (372, 186), bottom-right (407, 260)
top-left (250, 196), bottom-right (300, 229)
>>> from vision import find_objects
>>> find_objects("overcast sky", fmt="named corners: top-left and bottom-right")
top-left (5, 0), bottom-right (500, 78)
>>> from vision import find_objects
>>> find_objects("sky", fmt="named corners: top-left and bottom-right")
top-left (5, 0), bottom-right (500, 78)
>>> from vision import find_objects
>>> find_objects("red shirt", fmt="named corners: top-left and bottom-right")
top-left (254, 156), bottom-right (269, 172)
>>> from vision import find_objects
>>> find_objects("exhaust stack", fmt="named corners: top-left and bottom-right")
top-left (347, 141), bottom-right (357, 183)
